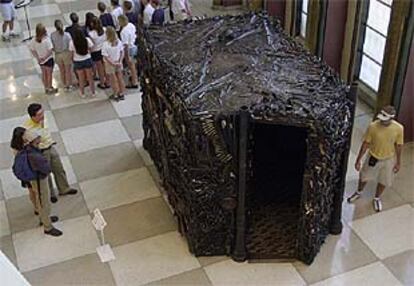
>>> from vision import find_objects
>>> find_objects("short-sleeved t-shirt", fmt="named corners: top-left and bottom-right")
top-left (69, 38), bottom-right (93, 62)
top-left (111, 6), bottom-right (123, 31)
top-left (364, 120), bottom-right (404, 160)
top-left (102, 40), bottom-right (123, 63)
top-left (50, 31), bottom-right (71, 53)
top-left (88, 29), bottom-right (106, 52)
top-left (30, 36), bottom-right (53, 64)
top-left (120, 23), bottom-right (136, 48)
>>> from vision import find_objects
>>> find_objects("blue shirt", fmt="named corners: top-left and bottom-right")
top-left (99, 13), bottom-right (115, 28)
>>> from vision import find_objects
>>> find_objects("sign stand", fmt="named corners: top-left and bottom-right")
top-left (92, 209), bottom-right (115, 263)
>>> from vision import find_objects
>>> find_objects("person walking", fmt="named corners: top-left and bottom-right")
top-left (23, 103), bottom-right (78, 203)
top-left (348, 105), bottom-right (404, 212)
top-left (11, 127), bottom-right (62, 236)
top-left (70, 28), bottom-right (96, 98)
top-left (102, 27), bottom-right (126, 101)
top-left (30, 24), bottom-right (58, 95)
top-left (51, 20), bottom-right (74, 92)
top-left (0, 0), bottom-right (19, 41)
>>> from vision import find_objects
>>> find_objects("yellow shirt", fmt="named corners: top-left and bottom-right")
top-left (22, 118), bottom-right (55, 150)
top-left (364, 120), bottom-right (404, 160)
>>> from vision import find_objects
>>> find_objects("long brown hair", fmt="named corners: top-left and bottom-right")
top-left (35, 23), bottom-right (47, 43)
top-left (72, 28), bottom-right (88, 55)
top-left (90, 17), bottom-right (104, 36)
top-left (54, 19), bottom-right (64, 35)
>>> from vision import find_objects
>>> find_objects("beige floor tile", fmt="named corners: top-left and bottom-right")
top-left (0, 94), bottom-right (50, 120)
top-left (60, 119), bottom-right (130, 154)
top-left (382, 250), bottom-right (414, 286)
top-left (353, 114), bottom-right (374, 134)
top-left (0, 235), bottom-right (17, 267)
top-left (348, 205), bottom-right (414, 259)
top-left (110, 231), bottom-right (201, 286)
top-left (0, 75), bottom-right (44, 100)
top-left (310, 262), bottom-right (402, 286)
top-left (355, 99), bottom-right (374, 117)
top-left (401, 143), bottom-right (414, 167)
top-left (6, 187), bottom-right (88, 234)
top-left (0, 59), bottom-right (38, 81)
top-left (393, 164), bottom-right (414, 204)
top-left (111, 91), bottom-right (142, 118)
top-left (342, 178), bottom-right (405, 222)
top-left (47, 90), bottom-right (108, 110)
top-left (80, 168), bottom-right (160, 211)
top-left (0, 46), bottom-right (32, 66)
top-left (293, 225), bottom-right (377, 284)
top-left (102, 197), bottom-right (176, 247)
top-left (134, 139), bottom-right (155, 166)
top-left (0, 142), bottom-right (14, 170)
top-left (13, 215), bottom-right (100, 272)
top-left (145, 269), bottom-right (212, 286)
top-left (345, 151), bottom-right (360, 180)
top-left (350, 127), bottom-right (365, 154)
top-left (70, 142), bottom-right (144, 182)
top-left (0, 200), bottom-right (10, 237)
top-left (53, 100), bottom-right (118, 130)
top-left (0, 169), bottom-right (27, 199)
top-left (24, 253), bottom-right (116, 286)
top-left (204, 260), bottom-right (305, 286)
top-left (121, 114), bottom-right (144, 140)
top-left (197, 256), bottom-right (229, 267)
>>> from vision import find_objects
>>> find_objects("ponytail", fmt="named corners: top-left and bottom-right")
top-left (54, 19), bottom-right (64, 35)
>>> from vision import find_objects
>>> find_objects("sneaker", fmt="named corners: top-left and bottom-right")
top-left (60, 188), bottom-right (78, 196)
top-left (46, 87), bottom-right (58, 94)
top-left (64, 86), bottom-right (71, 92)
top-left (44, 227), bottom-right (63, 237)
top-left (347, 191), bottom-right (361, 203)
top-left (118, 94), bottom-right (125, 100)
top-left (373, 198), bottom-right (382, 212)
top-left (51, 196), bottom-right (58, 203)
top-left (109, 94), bottom-right (119, 101)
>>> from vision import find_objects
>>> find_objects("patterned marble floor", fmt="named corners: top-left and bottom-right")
top-left (0, 0), bottom-right (413, 285)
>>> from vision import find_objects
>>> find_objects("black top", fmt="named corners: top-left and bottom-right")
top-left (65, 24), bottom-right (87, 38)
top-left (99, 13), bottom-right (115, 28)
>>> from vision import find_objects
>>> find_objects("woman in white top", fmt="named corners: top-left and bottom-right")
top-left (29, 23), bottom-right (58, 94)
top-left (102, 26), bottom-right (126, 101)
top-left (51, 19), bottom-right (73, 92)
top-left (69, 28), bottom-right (95, 98)
top-left (119, 15), bottom-right (138, 88)
top-left (88, 17), bottom-right (109, 89)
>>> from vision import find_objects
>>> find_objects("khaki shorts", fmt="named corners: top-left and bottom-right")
top-left (360, 156), bottom-right (395, 187)
top-left (55, 51), bottom-right (72, 66)
top-left (104, 60), bottom-right (122, 75)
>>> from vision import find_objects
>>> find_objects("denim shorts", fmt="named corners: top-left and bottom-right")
top-left (73, 58), bottom-right (93, 70)
top-left (91, 50), bottom-right (103, 62)
top-left (40, 58), bottom-right (54, 68)
top-left (129, 45), bottom-right (138, 58)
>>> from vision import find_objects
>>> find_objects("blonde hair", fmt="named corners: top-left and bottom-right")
top-left (35, 23), bottom-right (47, 43)
top-left (106, 27), bottom-right (118, 46)
top-left (118, 15), bottom-right (128, 28)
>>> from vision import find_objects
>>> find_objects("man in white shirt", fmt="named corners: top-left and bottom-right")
top-left (111, 0), bottom-right (124, 31)
top-left (119, 15), bottom-right (138, 88)
top-left (142, 0), bottom-right (155, 25)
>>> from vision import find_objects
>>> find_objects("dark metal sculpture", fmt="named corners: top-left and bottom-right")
top-left (137, 13), bottom-right (356, 265)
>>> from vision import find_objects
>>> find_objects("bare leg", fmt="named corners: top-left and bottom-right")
top-left (127, 57), bottom-right (138, 86)
top-left (66, 63), bottom-right (73, 87)
top-left (96, 60), bottom-right (106, 86)
top-left (85, 68), bottom-right (95, 95)
top-left (109, 73), bottom-right (119, 95)
top-left (116, 70), bottom-right (126, 95)
top-left (46, 66), bottom-right (53, 89)
top-left (375, 183), bottom-right (386, 198)
top-left (357, 179), bottom-right (367, 192)
top-left (77, 69), bottom-right (85, 96)
top-left (2, 21), bottom-right (7, 33)
top-left (40, 66), bottom-right (48, 91)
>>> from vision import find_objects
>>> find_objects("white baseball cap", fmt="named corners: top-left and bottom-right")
top-left (377, 109), bottom-right (395, 121)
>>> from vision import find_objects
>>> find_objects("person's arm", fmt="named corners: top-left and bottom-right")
top-left (393, 144), bottom-right (402, 173)
top-left (355, 141), bottom-right (369, 171)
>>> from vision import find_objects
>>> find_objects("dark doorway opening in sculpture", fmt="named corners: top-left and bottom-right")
top-left (246, 123), bottom-right (308, 259)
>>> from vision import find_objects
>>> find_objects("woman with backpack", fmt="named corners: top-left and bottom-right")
top-left (69, 28), bottom-right (95, 98)
top-left (11, 127), bottom-right (62, 237)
